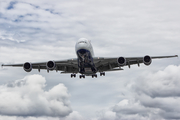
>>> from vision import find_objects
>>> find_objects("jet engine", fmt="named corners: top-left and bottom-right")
top-left (117, 57), bottom-right (126, 66)
top-left (46, 61), bottom-right (56, 70)
top-left (23, 62), bottom-right (32, 72)
top-left (143, 55), bottom-right (152, 66)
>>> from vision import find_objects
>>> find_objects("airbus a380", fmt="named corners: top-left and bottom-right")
top-left (2, 38), bottom-right (178, 78)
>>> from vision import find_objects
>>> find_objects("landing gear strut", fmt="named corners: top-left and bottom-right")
top-left (71, 74), bottom-right (76, 78)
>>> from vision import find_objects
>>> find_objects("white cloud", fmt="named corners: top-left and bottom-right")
top-left (63, 111), bottom-right (85, 120)
top-left (116, 99), bottom-right (129, 106)
top-left (112, 65), bottom-right (180, 120)
top-left (0, 74), bottom-right (72, 117)
top-left (0, 0), bottom-right (180, 120)
top-left (96, 110), bottom-right (116, 120)
top-left (134, 65), bottom-right (180, 98)
top-left (0, 31), bottom-right (26, 43)
top-left (0, 116), bottom-right (59, 120)
top-left (0, 111), bottom-right (84, 120)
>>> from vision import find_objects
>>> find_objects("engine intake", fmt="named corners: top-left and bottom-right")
top-left (143, 55), bottom-right (152, 66)
top-left (23, 62), bottom-right (32, 72)
top-left (117, 57), bottom-right (126, 66)
top-left (46, 61), bottom-right (56, 70)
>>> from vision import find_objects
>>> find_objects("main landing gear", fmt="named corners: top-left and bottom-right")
top-left (71, 74), bottom-right (76, 78)
top-left (79, 74), bottom-right (85, 79)
top-left (71, 72), bottom-right (105, 78)
top-left (100, 72), bottom-right (105, 76)
top-left (92, 74), bottom-right (97, 78)
top-left (71, 74), bottom-right (85, 79)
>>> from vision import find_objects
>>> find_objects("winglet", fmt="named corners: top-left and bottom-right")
top-left (1, 64), bottom-right (4, 68)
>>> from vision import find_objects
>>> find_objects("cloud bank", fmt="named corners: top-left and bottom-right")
top-left (0, 0), bottom-right (180, 120)
top-left (112, 65), bottom-right (180, 120)
top-left (0, 74), bottom-right (72, 117)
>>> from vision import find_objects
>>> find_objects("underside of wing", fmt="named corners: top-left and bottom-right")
top-left (2, 58), bottom-right (79, 73)
top-left (2, 55), bottom-right (178, 74)
top-left (94, 55), bottom-right (178, 72)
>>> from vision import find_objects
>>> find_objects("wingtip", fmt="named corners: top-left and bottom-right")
top-left (175, 55), bottom-right (178, 57)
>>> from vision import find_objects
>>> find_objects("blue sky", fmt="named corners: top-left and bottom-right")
top-left (0, 0), bottom-right (180, 120)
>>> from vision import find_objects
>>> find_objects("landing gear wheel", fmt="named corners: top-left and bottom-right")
top-left (92, 74), bottom-right (97, 78)
top-left (71, 74), bottom-right (76, 78)
top-left (79, 75), bottom-right (85, 79)
top-left (100, 72), bottom-right (105, 76)
top-left (103, 72), bottom-right (105, 76)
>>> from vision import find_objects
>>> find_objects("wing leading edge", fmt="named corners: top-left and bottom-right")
top-left (94, 55), bottom-right (178, 72)
top-left (2, 58), bottom-right (79, 73)
top-left (1, 55), bottom-right (178, 76)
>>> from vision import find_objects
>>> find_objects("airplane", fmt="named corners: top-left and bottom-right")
top-left (1, 38), bottom-right (178, 78)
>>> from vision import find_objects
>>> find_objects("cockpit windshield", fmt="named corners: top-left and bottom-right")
top-left (78, 41), bottom-right (87, 44)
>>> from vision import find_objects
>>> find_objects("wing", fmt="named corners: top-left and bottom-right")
top-left (2, 58), bottom-right (79, 73)
top-left (94, 55), bottom-right (178, 72)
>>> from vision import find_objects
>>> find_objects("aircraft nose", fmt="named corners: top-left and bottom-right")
top-left (77, 43), bottom-right (87, 50)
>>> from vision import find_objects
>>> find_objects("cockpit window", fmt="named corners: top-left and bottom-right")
top-left (78, 41), bottom-right (87, 44)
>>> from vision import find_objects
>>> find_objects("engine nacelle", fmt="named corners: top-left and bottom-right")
top-left (23, 62), bottom-right (32, 72)
top-left (143, 55), bottom-right (152, 66)
top-left (46, 61), bottom-right (56, 70)
top-left (117, 57), bottom-right (126, 66)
